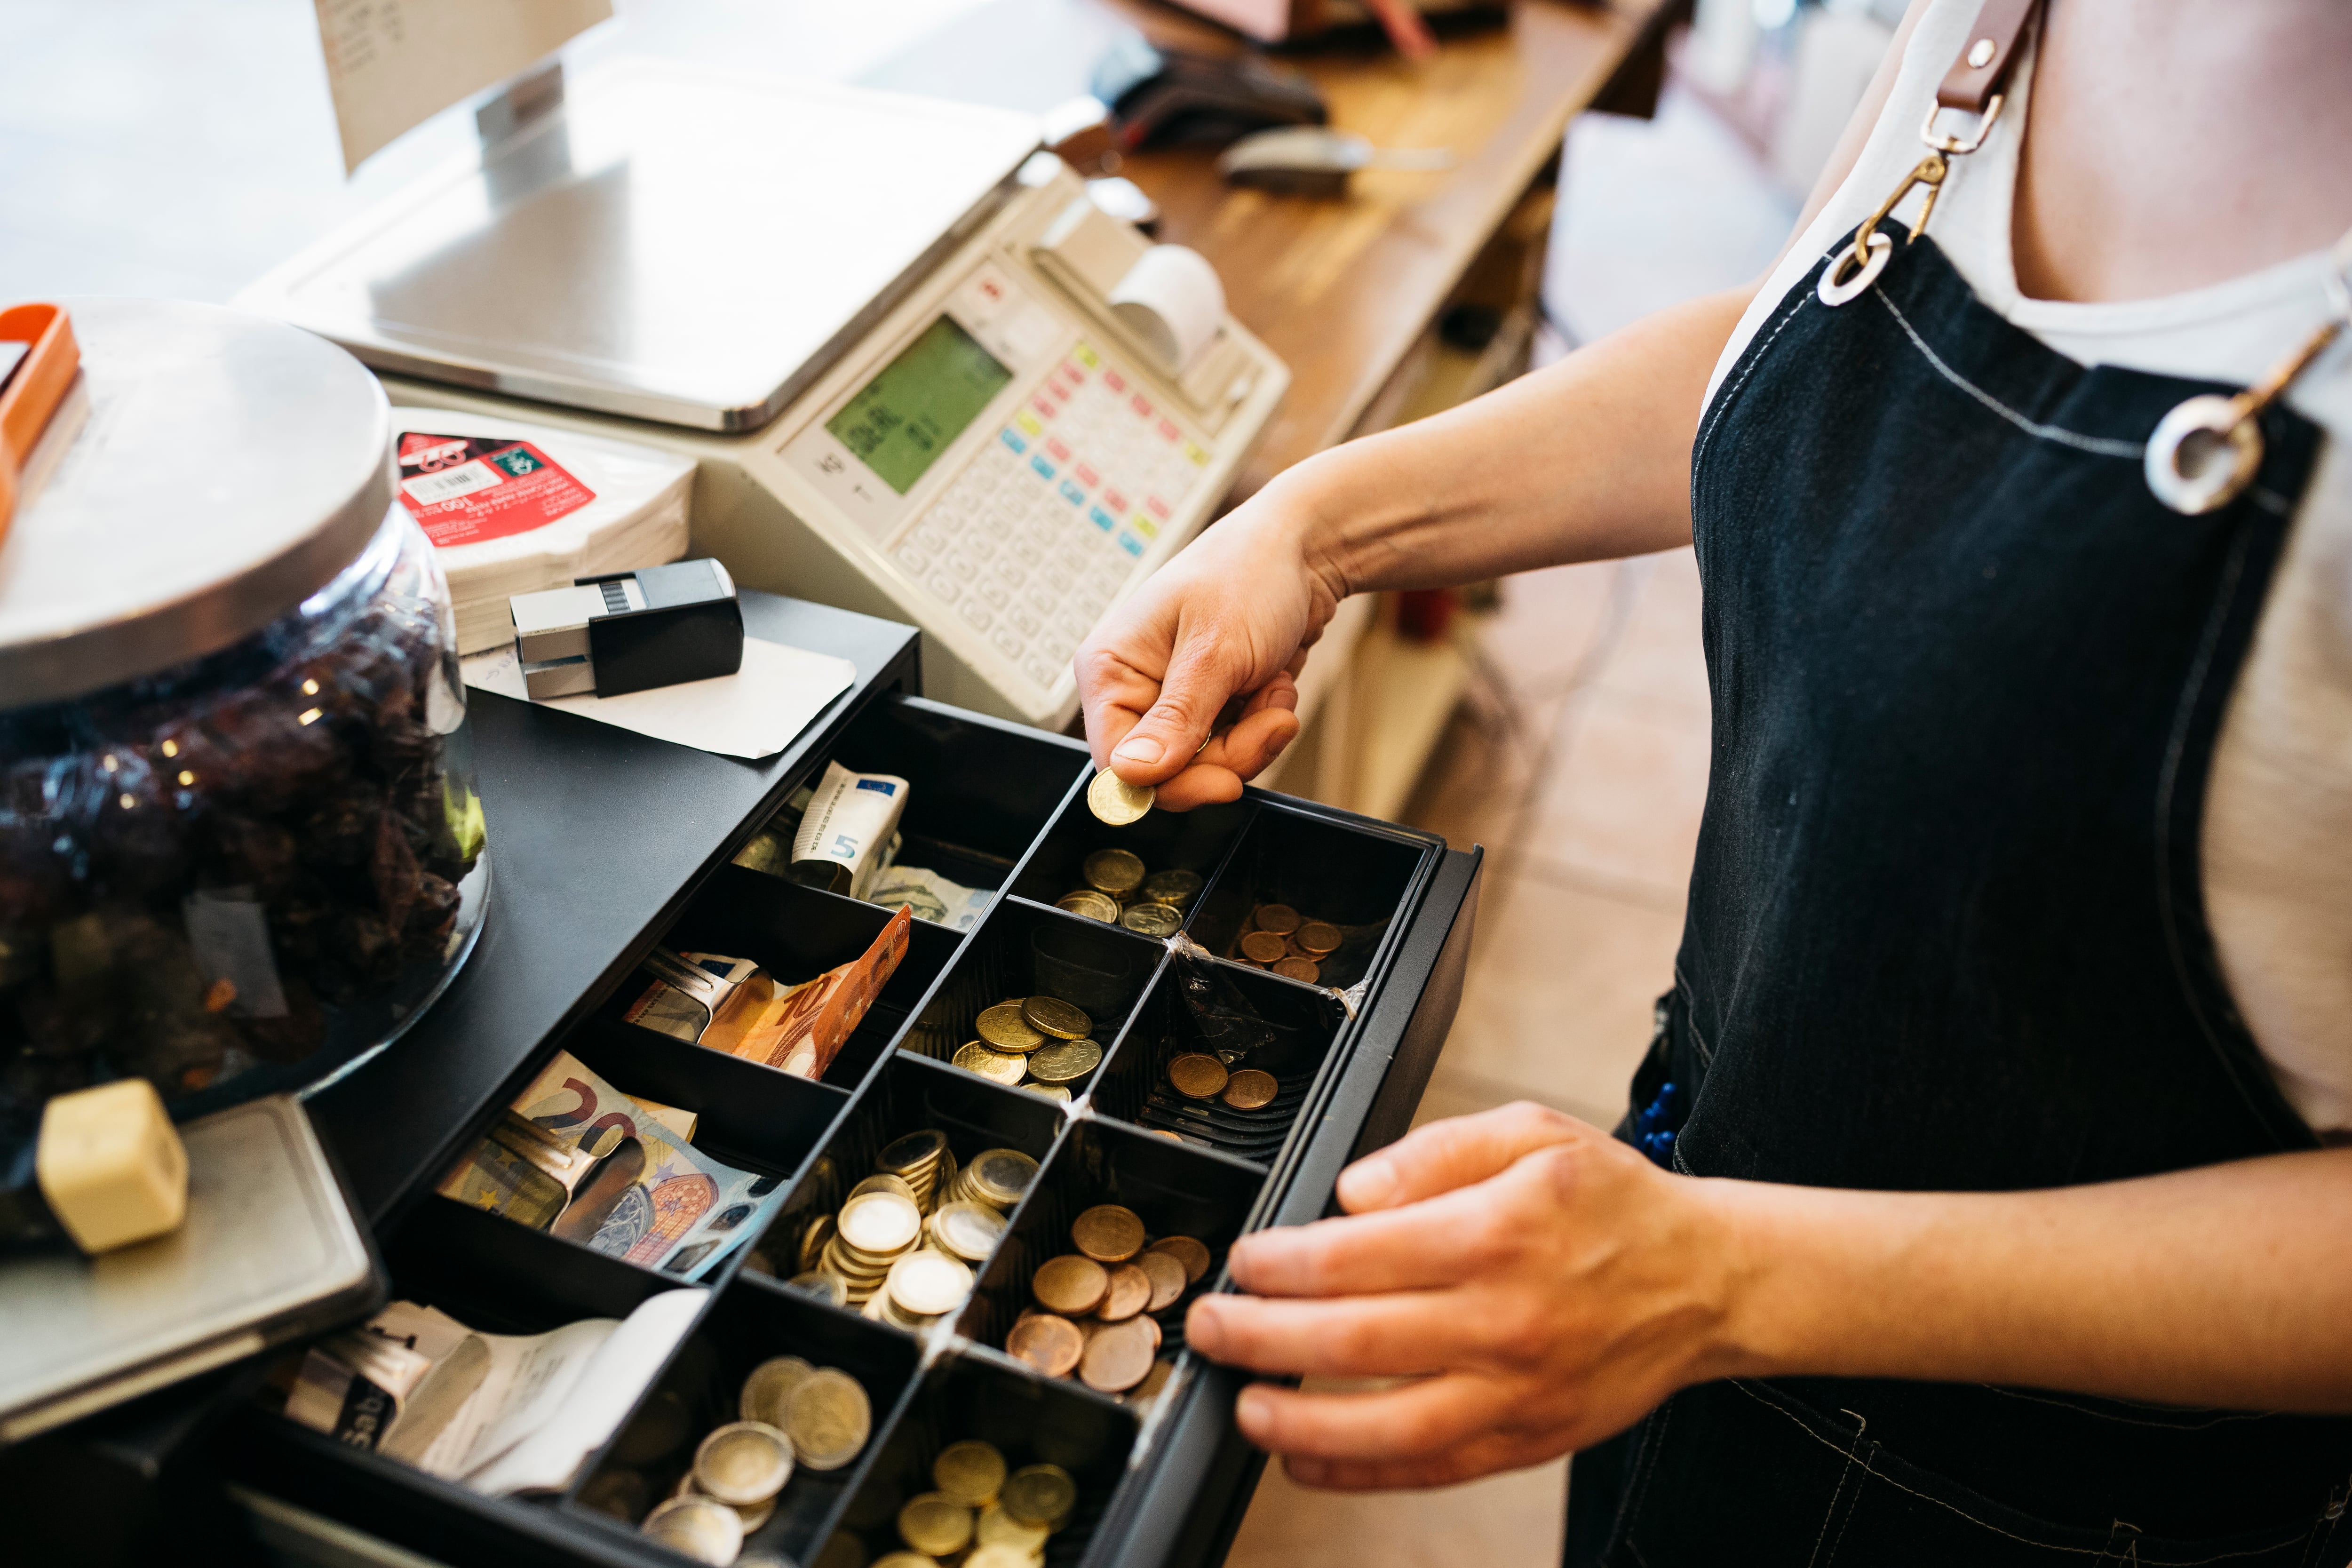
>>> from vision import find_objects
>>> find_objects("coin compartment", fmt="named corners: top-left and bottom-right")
top-left (562, 1271), bottom-right (921, 1566)
top-left (740, 1051), bottom-right (1062, 1307)
top-left (901, 899), bottom-right (1165, 1095)
top-left (819, 1350), bottom-right (1138, 1568)
top-left (954, 1119), bottom-right (1264, 1381)
top-left (744, 692), bottom-right (1092, 895)
top-left (1007, 789), bottom-right (1255, 914)
top-left (1088, 961), bottom-right (1348, 1164)
top-left (1189, 803), bottom-right (1429, 991)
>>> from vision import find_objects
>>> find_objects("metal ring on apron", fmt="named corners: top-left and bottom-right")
top-left (1817, 232), bottom-right (1893, 306)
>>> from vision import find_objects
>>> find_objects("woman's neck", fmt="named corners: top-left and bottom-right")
top-left (2012, 0), bottom-right (2352, 304)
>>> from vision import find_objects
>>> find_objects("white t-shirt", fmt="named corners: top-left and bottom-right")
top-left (1708, 0), bottom-right (2352, 1135)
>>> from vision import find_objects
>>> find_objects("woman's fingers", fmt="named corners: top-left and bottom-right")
top-left (1232, 1373), bottom-right (1513, 1461)
top-left (1186, 1290), bottom-right (1459, 1378)
top-left (1227, 1177), bottom-right (1533, 1297)
top-left (1336, 1100), bottom-right (1593, 1213)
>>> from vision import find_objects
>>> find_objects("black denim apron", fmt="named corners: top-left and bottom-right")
top-left (1565, 229), bottom-right (2352, 1566)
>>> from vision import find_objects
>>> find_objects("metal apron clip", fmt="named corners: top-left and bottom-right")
top-left (2145, 228), bottom-right (2352, 515)
top-left (1818, 96), bottom-right (2009, 308)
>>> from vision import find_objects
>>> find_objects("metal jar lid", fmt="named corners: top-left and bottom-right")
top-left (0, 297), bottom-right (393, 707)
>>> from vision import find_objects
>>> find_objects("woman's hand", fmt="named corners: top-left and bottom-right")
top-left (1184, 1103), bottom-right (1749, 1489)
top-left (1075, 467), bottom-right (1348, 811)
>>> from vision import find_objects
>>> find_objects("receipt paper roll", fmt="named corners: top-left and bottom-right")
top-left (1109, 245), bottom-right (1226, 374)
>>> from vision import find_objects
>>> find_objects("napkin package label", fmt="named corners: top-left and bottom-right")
top-left (397, 431), bottom-right (596, 548)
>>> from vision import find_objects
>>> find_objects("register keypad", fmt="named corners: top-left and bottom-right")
top-left (891, 344), bottom-right (1209, 694)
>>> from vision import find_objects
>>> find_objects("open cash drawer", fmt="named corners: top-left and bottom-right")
top-left (227, 654), bottom-right (1482, 1568)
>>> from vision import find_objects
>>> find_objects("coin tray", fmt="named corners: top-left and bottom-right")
top-left (822, 1351), bottom-right (1139, 1568)
top-left (1087, 964), bottom-right (1346, 1165)
top-left (562, 1274), bottom-right (922, 1565)
top-left (902, 899), bottom-right (1162, 1094)
top-left (954, 1120), bottom-right (1265, 1377)
top-left (1187, 803), bottom-right (1429, 991)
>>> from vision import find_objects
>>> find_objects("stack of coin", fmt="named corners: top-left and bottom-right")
top-left (1230, 902), bottom-right (1343, 984)
top-left (1054, 849), bottom-right (1205, 940)
top-left (883, 1442), bottom-right (1078, 1568)
top-left (876, 1129), bottom-right (957, 1210)
top-left (954, 994), bottom-right (1104, 1101)
top-left (1004, 1208), bottom-right (1214, 1396)
top-left (786, 1138), bottom-right (1039, 1321)
top-left (633, 1356), bottom-right (876, 1563)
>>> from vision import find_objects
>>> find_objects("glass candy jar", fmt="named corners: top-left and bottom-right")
top-left (0, 300), bottom-right (490, 1146)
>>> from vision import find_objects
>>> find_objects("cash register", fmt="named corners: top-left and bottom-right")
top-left (240, 61), bottom-right (1290, 730)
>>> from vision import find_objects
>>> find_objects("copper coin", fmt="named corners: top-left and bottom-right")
top-left (1254, 903), bottom-right (1301, 936)
top-left (1295, 920), bottom-right (1342, 955)
top-left (1143, 1315), bottom-right (1163, 1350)
top-left (1135, 1249), bottom-right (1188, 1312)
top-left (1079, 1316), bottom-right (1158, 1394)
top-left (1239, 931), bottom-right (1287, 964)
top-left (1096, 1263), bottom-right (1152, 1322)
top-left (1072, 1203), bottom-right (1145, 1263)
top-left (1147, 1234), bottom-right (1211, 1284)
top-left (1222, 1068), bottom-right (1279, 1110)
top-left (1167, 1053), bottom-right (1229, 1100)
top-left (1032, 1253), bottom-right (1109, 1315)
top-left (1272, 957), bottom-right (1320, 983)
top-left (1005, 1313), bottom-right (1085, 1377)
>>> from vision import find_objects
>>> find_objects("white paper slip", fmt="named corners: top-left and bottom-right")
top-left (462, 637), bottom-right (856, 760)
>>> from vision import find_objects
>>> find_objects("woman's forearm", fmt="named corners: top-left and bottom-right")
top-left (1277, 283), bottom-right (1756, 598)
top-left (1717, 1145), bottom-right (2352, 1410)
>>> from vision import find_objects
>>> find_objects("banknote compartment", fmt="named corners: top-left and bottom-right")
top-left (1088, 962), bottom-right (1347, 1165)
top-left (1189, 803), bottom-right (1431, 991)
top-left (819, 1350), bottom-right (1138, 1568)
top-left (954, 1119), bottom-right (1263, 1373)
top-left (900, 900), bottom-right (1164, 1096)
top-left (1007, 790), bottom-right (1255, 914)
top-left (757, 692), bottom-right (1093, 895)
top-left (562, 1274), bottom-right (921, 1565)
top-left (634, 864), bottom-right (967, 1085)
top-left (739, 1051), bottom-right (1063, 1303)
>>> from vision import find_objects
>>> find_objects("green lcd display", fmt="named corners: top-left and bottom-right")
top-left (826, 315), bottom-right (1014, 495)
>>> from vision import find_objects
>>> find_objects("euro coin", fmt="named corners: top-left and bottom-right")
top-left (1167, 1053), bottom-right (1228, 1100)
top-left (1096, 1263), bottom-right (1151, 1321)
top-left (899, 1491), bottom-right (975, 1556)
top-left (1222, 1068), bottom-right (1279, 1110)
top-left (933, 1439), bottom-right (1009, 1508)
top-left (953, 1039), bottom-right (1028, 1085)
top-left (1273, 956), bottom-right (1320, 983)
top-left (1082, 847), bottom-right (1147, 895)
top-left (888, 1249), bottom-right (976, 1317)
top-left (642, 1496), bottom-right (744, 1564)
top-left (1001, 1463), bottom-right (1078, 1529)
top-left (799, 1213), bottom-right (835, 1273)
top-left (1120, 901), bottom-right (1182, 938)
top-left (1088, 765), bottom-right (1154, 825)
top-left (1072, 1203), bottom-right (1145, 1263)
top-left (977, 1501), bottom-right (1053, 1552)
top-left (694, 1421), bottom-right (794, 1507)
top-left (1254, 903), bottom-right (1301, 936)
top-left (1141, 868), bottom-right (1204, 908)
top-left (878, 1129), bottom-right (948, 1174)
top-left (1023, 1082), bottom-right (1073, 1104)
top-left (1081, 1317), bottom-right (1158, 1394)
top-left (1020, 995), bottom-right (1091, 1041)
top-left (976, 1002), bottom-right (1048, 1053)
top-left (962, 1147), bottom-right (1038, 1209)
top-left (1147, 1234), bottom-right (1211, 1284)
top-left (786, 1368), bottom-right (873, 1472)
top-left (1055, 889), bottom-right (1121, 923)
top-left (1026, 1038), bottom-right (1102, 1084)
top-left (1295, 920), bottom-right (1342, 955)
top-left (968, 1545), bottom-right (1044, 1568)
top-left (850, 1172), bottom-right (920, 1203)
top-left (1136, 1248), bottom-right (1189, 1312)
top-left (839, 1191), bottom-right (922, 1254)
top-left (784, 1269), bottom-right (850, 1307)
top-left (1239, 931), bottom-right (1288, 964)
top-left (930, 1199), bottom-right (1008, 1262)
top-left (1032, 1253), bottom-right (1110, 1315)
top-left (739, 1355), bottom-right (816, 1427)
top-left (1005, 1311), bottom-right (1085, 1377)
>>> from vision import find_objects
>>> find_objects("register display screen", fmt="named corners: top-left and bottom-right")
top-left (826, 315), bottom-right (1012, 495)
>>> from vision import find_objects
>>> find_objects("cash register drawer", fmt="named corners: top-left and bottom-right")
top-left (228, 688), bottom-right (1482, 1568)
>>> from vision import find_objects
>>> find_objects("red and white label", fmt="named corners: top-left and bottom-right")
top-left (397, 431), bottom-right (595, 548)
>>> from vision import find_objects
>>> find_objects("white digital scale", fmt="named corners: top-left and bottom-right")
top-left (240, 61), bottom-right (1288, 728)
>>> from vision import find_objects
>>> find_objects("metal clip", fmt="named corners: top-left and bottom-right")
top-left (1818, 152), bottom-right (1948, 306)
top-left (2145, 228), bottom-right (2352, 514)
top-left (1921, 93), bottom-right (2006, 156)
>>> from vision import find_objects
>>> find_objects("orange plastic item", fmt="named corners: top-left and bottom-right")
top-left (0, 302), bottom-right (81, 545)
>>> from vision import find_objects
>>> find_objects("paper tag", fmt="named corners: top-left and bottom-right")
top-left (398, 431), bottom-right (596, 548)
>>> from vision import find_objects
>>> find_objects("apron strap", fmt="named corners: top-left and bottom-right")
top-left (1936, 0), bottom-right (2039, 113)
